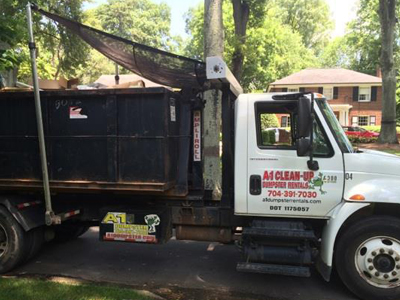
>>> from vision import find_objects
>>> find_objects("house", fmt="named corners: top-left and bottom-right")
top-left (268, 69), bottom-right (383, 126)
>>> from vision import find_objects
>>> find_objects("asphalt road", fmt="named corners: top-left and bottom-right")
top-left (11, 228), bottom-right (357, 300)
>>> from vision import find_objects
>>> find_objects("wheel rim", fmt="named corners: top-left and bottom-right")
top-left (0, 224), bottom-right (8, 258)
top-left (355, 236), bottom-right (400, 288)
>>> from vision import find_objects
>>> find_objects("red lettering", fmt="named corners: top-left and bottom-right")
top-left (284, 171), bottom-right (289, 180)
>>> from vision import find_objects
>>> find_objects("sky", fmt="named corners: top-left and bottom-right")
top-left (327, 0), bottom-right (358, 37)
top-left (84, 0), bottom-right (359, 39)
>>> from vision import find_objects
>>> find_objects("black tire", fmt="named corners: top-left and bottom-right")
top-left (26, 226), bottom-right (44, 261)
top-left (54, 223), bottom-right (90, 242)
top-left (335, 216), bottom-right (400, 300)
top-left (0, 206), bottom-right (30, 273)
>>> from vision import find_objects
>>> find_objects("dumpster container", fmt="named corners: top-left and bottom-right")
top-left (0, 87), bottom-right (184, 194)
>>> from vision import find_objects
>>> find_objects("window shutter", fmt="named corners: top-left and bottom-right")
top-left (371, 86), bottom-right (377, 101)
top-left (333, 87), bottom-right (339, 99)
top-left (299, 87), bottom-right (305, 92)
top-left (370, 116), bottom-right (376, 125)
top-left (282, 88), bottom-right (288, 92)
top-left (352, 87), bottom-right (359, 102)
top-left (318, 87), bottom-right (323, 94)
top-left (352, 116), bottom-right (358, 125)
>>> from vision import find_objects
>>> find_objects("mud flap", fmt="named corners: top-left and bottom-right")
top-left (99, 208), bottom-right (172, 244)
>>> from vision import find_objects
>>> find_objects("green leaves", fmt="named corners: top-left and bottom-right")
top-left (0, 0), bottom-right (89, 81)
top-left (0, 49), bottom-right (21, 71)
top-left (272, 0), bottom-right (334, 53)
top-left (321, 0), bottom-right (400, 75)
top-left (95, 0), bottom-right (173, 50)
top-left (185, 1), bottom-right (320, 91)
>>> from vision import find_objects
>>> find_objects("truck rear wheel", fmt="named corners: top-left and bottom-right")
top-left (26, 226), bottom-right (44, 261)
top-left (0, 206), bottom-right (29, 273)
top-left (336, 216), bottom-right (400, 300)
top-left (54, 223), bottom-right (90, 242)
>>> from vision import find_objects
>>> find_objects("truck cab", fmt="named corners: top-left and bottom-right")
top-left (235, 93), bottom-right (345, 218)
top-left (234, 92), bottom-right (400, 300)
top-left (235, 92), bottom-right (400, 217)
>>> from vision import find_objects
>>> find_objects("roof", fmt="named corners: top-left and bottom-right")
top-left (95, 74), bottom-right (166, 88)
top-left (270, 69), bottom-right (382, 86)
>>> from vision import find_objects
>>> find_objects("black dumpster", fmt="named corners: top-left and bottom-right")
top-left (0, 88), bottom-right (184, 194)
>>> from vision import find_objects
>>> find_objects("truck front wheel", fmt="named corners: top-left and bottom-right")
top-left (336, 216), bottom-right (400, 300)
top-left (0, 207), bottom-right (29, 273)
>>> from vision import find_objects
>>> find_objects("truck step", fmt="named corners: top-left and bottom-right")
top-left (243, 220), bottom-right (316, 240)
top-left (237, 262), bottom-right (311, 277)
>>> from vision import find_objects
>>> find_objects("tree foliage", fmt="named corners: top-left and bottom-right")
top-left (95, 0), bottom-right (174, 50)
top-left (0, 0), bottom-right (182, 84)
top-left (0, 0), bottom-right (89, 81)
top-left (321, 0), bottom-right (400, 75)
top-left (242, 13), bottom-right (317, 90)
top-left (261, 113), bottom-right (279, 129)
top-left (231, 0), bottom-right (268, 81)
top-left (185, 1), bottom-right (318, 91)
top-left (272, 0), bottom-right (334, 53)
top-left (318, 37), bottom-right (351, 68)
top-left (345, 0), bottom-right (383, 75)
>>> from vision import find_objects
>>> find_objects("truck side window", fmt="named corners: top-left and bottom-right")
top-left (255, 101), bottom-right (297, 149)
top-left (313, 119), bottom-right (333, 157)
top-left (256, 101), bottom-right (333, 157)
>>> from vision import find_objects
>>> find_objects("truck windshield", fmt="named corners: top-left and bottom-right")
top-left (316, 99), bottom-right (354, 153)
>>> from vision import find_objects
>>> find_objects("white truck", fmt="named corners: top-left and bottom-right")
top-left (234, 89), bottom-right (400, 300)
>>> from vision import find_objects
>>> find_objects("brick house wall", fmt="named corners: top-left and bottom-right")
top-left (270, 86), bottom-right (382, 126)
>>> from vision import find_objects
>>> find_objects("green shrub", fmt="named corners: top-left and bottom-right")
top-left (348, 135), bottom-right (377, 144)
top-left (261, 130), bottom-right (276, 145)
top-left (361, 126), bottom-right (400, 134)
top-left (361, 126), bottom-right (381, 133)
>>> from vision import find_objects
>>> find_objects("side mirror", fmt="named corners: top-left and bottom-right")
top-left (296, 138), bottom-right (310, 156)
top-left (297, 97), bottom-right (311, 138)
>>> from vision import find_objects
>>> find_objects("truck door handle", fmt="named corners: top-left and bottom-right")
top-left (249, 175), bottom-right (261, 195)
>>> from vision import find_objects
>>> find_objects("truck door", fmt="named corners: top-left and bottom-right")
top-left (247, 100), bottom-right (344, 217)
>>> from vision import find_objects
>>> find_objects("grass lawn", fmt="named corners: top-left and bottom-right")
top-left (355, 143), bottom-right (400, 156)
top-left (0, 277), bottom-right (153, 300)
top-left (380, 148), bottom-right (400, 156)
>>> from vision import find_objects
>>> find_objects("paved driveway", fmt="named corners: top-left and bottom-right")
top-left (12, 228), bottom-right (357, 300)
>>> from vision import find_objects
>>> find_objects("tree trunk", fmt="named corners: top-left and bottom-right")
top-left (377, 0), bottom-right (398, 144)
top-left (204, 0), bottom-right (224, 57)
top-left (203, 0), bottom-right (224, 200)
top-left (232, 0), bottom-right (249, 83)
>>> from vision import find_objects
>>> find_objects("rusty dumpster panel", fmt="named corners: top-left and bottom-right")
top-left (0, 88), bottom-right (186, 195)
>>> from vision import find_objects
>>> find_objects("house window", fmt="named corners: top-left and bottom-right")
top-left (370, 116), bottom-right (376, 126)
top-left (359, 87), bottom-right (371, 102)
top-left (352, 116), bottom-right (373, 126)
top-left (324, 87), bottom-right (333, 100)
top-left (358, 116), bottom-right (369, 126)
top-left (288, 88), bottom-right (298, 92)
top-left (281, 116), bottom-right (291, 127)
